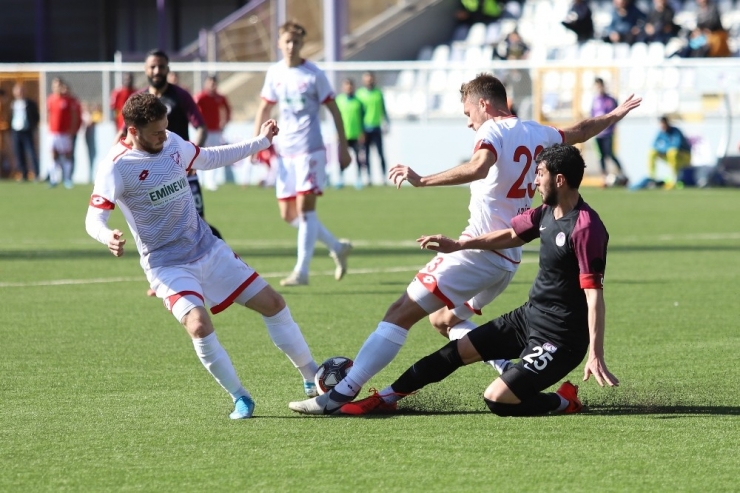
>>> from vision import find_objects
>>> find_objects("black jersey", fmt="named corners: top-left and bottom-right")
top-left (512, 197), bottom-right (608, 346)
top-left (157, 84), bottom-right (205, 141)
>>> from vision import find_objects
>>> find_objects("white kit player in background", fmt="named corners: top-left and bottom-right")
top-left (85, 93), bottom-right (322, 419)
top-left (253, 20), bottom-right (353, 287)
top-left (289, 73), bottom-right (642, 415)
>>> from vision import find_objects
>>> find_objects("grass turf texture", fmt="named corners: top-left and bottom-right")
top-left (0, 181), bottom-right (738, 492)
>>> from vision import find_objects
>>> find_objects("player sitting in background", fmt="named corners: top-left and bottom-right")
top-left (343, 144), bottom-right (618, 416)
top-left (288, 73), bottom-right (640, 416)
top-left (86, 93), bottom-right (321, 419)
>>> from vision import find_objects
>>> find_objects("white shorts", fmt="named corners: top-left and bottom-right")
top-left (146, 240), bottom-right (269, 322)
top-left (51, 133), bottom-right (73, 155)
top-left (406, 249), bottom-right (517, 319)
top-left (275, 149), bottom-right (327, 200)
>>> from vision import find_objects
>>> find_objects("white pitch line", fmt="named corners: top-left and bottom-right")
top-left (0, 258), bottom-right (537, 289)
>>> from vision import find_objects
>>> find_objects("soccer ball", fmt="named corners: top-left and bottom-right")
top-left (314, 356), bottom-right (354, 395)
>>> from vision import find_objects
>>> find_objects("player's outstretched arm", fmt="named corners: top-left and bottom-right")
top-left (561, 94), bottom-right (642, 145)
top-left (191, 123), bottom-right (277, 171)
top-left (582, 288), bottom-right (619, 387)
top-left (418, 228), bottom-right (525, 253)
top-left (389, 148), bottom-right (496, 189)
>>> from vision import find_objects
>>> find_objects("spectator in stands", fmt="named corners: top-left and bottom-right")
top-left (591, 78), bottom-right (627, 186)
top-left (10, 83), bottom-right (40, 182)
top-left (648, 115), bottom-right (691, 189)
top-left (335, 78), bottom-right (368, 189)
top-left (356, 71), bottom-right (389, 185)
top-left (456, 0), bottom-right (502, 26)
top-left (195, 75), bottom-right (232, 191)
top-left (639, 0), bottom-right (678, 44)
top-left (696, 0), bottom-right (730, 57)
top-left (671, 28), bottom-right (711, 58)
top-left (604, 0), bottom-right (646, 45)
top-left (561, 0), bottom-right (594, 43)
top-left (110, 73), bottom-right (135, 135)
top-left (497, 30), bottom-right (529, 60)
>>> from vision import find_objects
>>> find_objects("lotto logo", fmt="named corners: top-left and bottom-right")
top-left (139, 170), bottom-right (149, 181)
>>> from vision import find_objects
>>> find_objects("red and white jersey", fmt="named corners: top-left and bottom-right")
top-left (260, 59), bottom-right (334, 156)
top-left (464, 117), bottom-right (564, 268)
top-left (88, 131), bottom-right (269, 270)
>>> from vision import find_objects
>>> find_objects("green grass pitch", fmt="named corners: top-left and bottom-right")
top-left (1, 181), bottom-right (738, 492)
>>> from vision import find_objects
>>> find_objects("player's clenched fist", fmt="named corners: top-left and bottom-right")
top-left (259, 119), bottom-right (279, 142)
top-left (107, 229), bottom-right (126, 257)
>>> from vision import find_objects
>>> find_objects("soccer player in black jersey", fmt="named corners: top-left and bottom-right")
top-left (342, 144), bottom-right (618, 416)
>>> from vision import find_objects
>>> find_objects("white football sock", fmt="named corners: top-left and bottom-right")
top-left (555, 394), bottom-right (569, 412)
top-left (448, 319), bottom-right (511, 374)
top-left (263, 306), bottom-right (318, 380)
top-left (294, 211), bottom-right (318, 276)
top-left (290, 215), bottom-right (340, 253)
top-left (333, 321), bottom-right (409, 398)
top-left (192, 332), bottom-right (248, 401)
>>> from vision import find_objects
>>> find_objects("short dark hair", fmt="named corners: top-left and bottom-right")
top-left (659, 115), bottom-right (670, 125)
top-left (146, 49), bottom-right (169, 62)
top-left (535, 144), bottom-right (586, 189)
top-left (460, 73), bottom-right (508, 108)
top-left (122, 92), bottom-right (168, 129)
top-left (595, 77), bottom-right (604, 85)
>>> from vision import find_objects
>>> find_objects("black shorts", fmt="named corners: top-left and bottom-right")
top-left (467, 305), bottom-right (588, 400)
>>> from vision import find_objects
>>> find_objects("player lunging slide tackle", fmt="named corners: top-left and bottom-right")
top-left (289, 73), bottom-right (640, 415)
top-left (342, 144), bottom-right (617, 416)
top-left (86, 93), bottom-right (321, 419)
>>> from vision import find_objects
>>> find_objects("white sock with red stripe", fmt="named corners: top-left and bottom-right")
top-left (263, 306), bottom-right (318, 380)
top-left (290, 216), bottom-right (340, 253)
top-left (448, 319), bottom-right (512, 374)
top-left (192, 332), bottom-right (249, 401)
top-left (332, 321), bottom-right (409, 398)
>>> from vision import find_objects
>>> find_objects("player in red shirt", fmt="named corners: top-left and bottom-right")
top-left (110, 73), bottom-right (136, 133)
top-left (195, 75), bottom-right (231, 191)
top-left (47, 78), bottom-right (80, 188)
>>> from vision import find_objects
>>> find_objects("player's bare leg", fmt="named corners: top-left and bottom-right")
top-left (429, 307), bottom-right (513, 374)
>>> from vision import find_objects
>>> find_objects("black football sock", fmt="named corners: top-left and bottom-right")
top-left (484, 393), bottom-right (561, 417)
top-left (390, 340), bottom-right (464, 395)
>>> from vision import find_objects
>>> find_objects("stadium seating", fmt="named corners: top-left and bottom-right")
top-left (390, 0), bottom-right (740, 118)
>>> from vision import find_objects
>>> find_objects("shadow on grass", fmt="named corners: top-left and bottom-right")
top-left (584, 404), bottom-right (740, 416)
top-left (0, 249), bottom-right (115, 261)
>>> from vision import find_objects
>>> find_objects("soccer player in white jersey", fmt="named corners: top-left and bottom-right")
top-left (85, 93), bottom-right (322, 419)
top-left (289, 73), bottom-right (641, 415)
top-left (254, 21), bottom-right (353, 287)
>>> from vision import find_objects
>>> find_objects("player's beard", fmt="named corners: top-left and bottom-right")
top-left (137, 136), bottom-right (164, 154)
top-left (542, 178), bottom-right (558, 206)
top-left (148, 75), bottom-right (167, 90)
